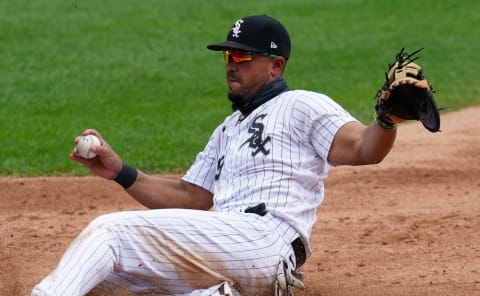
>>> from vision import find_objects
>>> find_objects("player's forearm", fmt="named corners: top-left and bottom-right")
top-left (328, 121), bottom-right (396, 166)
top-left (124, 172), bottom-right (213, 210)
top-left (357, 122), bottom-right (397, 164)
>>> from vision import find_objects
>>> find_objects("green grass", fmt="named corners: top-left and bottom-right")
top-left (1, 0), bottom-right (479, 176)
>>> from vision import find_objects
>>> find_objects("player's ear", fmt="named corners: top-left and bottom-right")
top-left (271, 56), bottom-right (286, 76)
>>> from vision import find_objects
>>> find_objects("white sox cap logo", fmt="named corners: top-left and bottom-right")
top-left (231, 19), bottom-right (244, 38)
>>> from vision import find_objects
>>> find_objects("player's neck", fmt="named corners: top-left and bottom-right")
top-left (229, 78), bottom-right (289, 115)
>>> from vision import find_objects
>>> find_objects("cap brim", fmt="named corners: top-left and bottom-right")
top-left (207, 41), bottom-right (262, 52)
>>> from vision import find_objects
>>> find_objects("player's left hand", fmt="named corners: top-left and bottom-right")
top-left (374, 48), bottom-right (441, 132)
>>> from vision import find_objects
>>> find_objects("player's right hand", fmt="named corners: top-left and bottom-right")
top-left (70, 129), bottom-right (123, 180)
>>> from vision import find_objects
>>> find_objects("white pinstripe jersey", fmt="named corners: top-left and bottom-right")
top-left (183, 90), bottom-right (357, 255)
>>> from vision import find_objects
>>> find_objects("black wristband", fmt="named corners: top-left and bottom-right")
top-left (374, 112), bottom-right (397, 130)
top-left (114, 163), bottom-right (138, 189)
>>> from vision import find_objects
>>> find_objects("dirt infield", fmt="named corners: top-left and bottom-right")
top-left (1, 107), bottom-right (479, 296)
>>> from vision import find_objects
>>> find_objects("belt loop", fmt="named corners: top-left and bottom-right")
top-left (244, 202), bottom-right (267, 216)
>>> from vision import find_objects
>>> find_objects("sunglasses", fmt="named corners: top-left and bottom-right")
top-left (224, 50), bottom-right (278, 63)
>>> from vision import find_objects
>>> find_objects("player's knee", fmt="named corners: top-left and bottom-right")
top-left (86, 212), bottom-right (125, 231)
top-left (75, 213), bottom-right (123, 252)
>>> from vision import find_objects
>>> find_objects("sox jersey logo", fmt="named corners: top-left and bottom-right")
top-left (240, 114), bottom-right (271, 156)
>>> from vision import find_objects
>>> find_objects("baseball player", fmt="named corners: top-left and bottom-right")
top-left (32, 14), bottom-right (403, 296)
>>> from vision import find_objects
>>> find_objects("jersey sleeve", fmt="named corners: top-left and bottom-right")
top-left (290, 91), bottom-right (358, 162)
top-left (182, 125), bottom-right (222, 193)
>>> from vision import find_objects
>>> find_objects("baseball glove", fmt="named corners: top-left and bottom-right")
top-left (375, 48), bottom-right (441, 132)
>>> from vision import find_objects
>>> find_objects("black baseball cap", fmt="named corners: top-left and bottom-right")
top-left (207, 15), bottom-right (291, 60)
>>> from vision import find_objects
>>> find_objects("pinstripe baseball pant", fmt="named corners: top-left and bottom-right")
top-left (31, 208), bottom-right (299, 295)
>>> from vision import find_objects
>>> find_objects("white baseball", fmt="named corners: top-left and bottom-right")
top-left (76, 135), bottom-right (100, 159)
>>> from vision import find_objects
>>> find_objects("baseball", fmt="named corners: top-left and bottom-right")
top-left (76, 135), bottom-right (100, 159)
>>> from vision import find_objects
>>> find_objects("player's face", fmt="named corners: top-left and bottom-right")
top-left (225, 50), bottom-right (280, 104)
